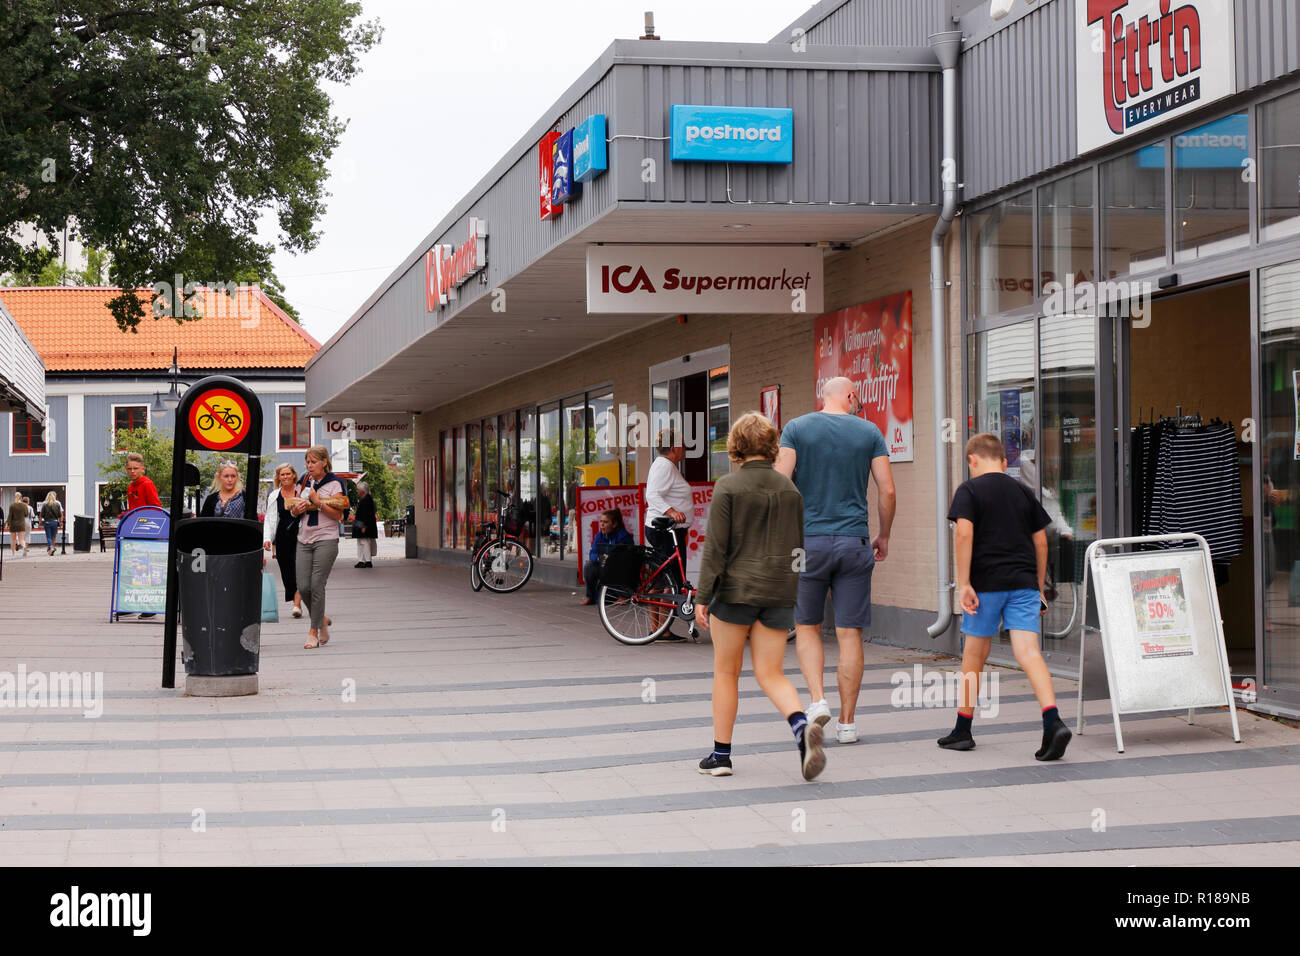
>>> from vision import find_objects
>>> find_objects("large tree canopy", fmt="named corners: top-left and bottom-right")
top-left (0, 0), bottom-right (379, 331)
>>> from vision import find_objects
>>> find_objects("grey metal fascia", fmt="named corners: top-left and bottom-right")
top-left (956, 0), bottom-right (1053, 47)
top-left (308, 37), bottom-right (942, 368)
top-left (768, 0), bottom-right (857, 43)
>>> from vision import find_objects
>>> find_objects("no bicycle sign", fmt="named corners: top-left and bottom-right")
top-left (187, 387), bottom-right (253, 451)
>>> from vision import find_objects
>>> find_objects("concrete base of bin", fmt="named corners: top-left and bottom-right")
top-left (186, 674), bottom-right (258, 697)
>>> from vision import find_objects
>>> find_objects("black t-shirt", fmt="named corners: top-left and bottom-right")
top-left (947, 472), bottom-right (1051, 592)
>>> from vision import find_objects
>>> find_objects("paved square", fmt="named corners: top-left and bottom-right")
top-left (1, 540), bottom-right (1298, 866)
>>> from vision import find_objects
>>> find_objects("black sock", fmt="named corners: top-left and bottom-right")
top-left (1042, 706), bottom-right (1060, 732)
top-left (952, 710), bottom-right (974, 736)
top-left (711, 740), bottom-right (731, 759)
top-left (788, 712), bottom-right (808, 756)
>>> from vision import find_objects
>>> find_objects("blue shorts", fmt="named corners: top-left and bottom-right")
top-left (962, 588), bottom-right (1041, 637)
top-left (795, 535), bottom-right (874, 629)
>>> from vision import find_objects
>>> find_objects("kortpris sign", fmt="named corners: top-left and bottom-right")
top-left (813, 291), bottom-right (914, 462)
top-left (1077, 0), bottom-right (1235, 155)
top-left (585, 245), bottom-right (823, 315)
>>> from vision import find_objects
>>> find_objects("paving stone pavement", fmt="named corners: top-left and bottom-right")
top-left (1, 539), bottom-right (1298, 866)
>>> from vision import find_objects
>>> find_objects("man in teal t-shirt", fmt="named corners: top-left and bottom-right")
top-left (775, 376), bottom-right (896, 746)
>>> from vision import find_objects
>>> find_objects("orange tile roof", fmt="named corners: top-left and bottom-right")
top-left (0, 286), bottom-right (320, 372)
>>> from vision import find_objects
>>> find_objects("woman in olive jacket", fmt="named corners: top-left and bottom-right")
top-left (693, 412), bottom-right (825, 782)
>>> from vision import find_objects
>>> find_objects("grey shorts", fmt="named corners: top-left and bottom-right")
top-left (708, 599), bottom-right (795, 631)
top-left (795, 534), bottom-right (875, 629)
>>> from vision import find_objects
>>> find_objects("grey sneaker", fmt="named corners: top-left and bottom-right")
top-left (800, 722), bottom-right (827, 781)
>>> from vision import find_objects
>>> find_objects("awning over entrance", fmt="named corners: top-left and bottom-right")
top-left (307, 39), bottom-right (942, 417)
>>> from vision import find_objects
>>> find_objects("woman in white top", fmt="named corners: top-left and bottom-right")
top-left (263, 463), bottom-right (304, 619)
top-left (644, 427), bottom-right (694, 585)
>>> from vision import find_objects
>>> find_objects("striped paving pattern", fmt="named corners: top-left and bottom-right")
top-left (1, 542), bottom-right (1297, 866)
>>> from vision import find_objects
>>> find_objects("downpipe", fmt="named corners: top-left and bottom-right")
top-left (926, 31), bottom-right (963, 640)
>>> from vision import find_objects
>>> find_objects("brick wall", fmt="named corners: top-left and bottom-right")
top-left (414, 217), bottom-right (965, 617)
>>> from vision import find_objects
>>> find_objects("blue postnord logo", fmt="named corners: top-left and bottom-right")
top-left (670, 105), bottom-right (794, 164)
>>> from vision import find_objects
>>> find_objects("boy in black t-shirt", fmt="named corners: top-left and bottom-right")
top-left (939, 433), bottom-right (1072, 760)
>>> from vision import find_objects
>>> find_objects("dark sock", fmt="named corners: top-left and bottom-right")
top-left (954, 710), bottom-right (974, 735)
top-left (711, 740), bottom-right (731, 760)
top-left (1042, 706), bottom-right (1060, 732)
top-left (788, 712), bottom-right (808, 756)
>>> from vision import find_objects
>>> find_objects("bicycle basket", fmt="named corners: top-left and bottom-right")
top-left (502, 506), bottom-right (523, 536)
top-left (600, 543), bottom-right (643, 589)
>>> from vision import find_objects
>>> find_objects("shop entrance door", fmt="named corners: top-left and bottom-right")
top-left (1120, 277), bottom-right (1255, 683)
top-left (649, 346), bottom-right (730, 484)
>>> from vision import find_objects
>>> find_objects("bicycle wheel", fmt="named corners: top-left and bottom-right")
top-left (196, 413), bottom-right (215, 430)
top-left (477, 539), bottom-right (533, 593)
top-left (598, 584), bottom-right (676, 645)
top-left (470, 547), bottom-right (484, 591)
top-left (1043, 577), bottom-right (1078, 639)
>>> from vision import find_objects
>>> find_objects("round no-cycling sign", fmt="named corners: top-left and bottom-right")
top-left (188, 387), bottom-right (252, 451)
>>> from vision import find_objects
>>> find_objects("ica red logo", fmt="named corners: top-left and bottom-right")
top-left (600, 265), bottom-right (656, 295)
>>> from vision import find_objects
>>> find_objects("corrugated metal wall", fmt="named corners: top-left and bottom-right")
top-left (308, 69), bottom-right (621, 413)
top-left (613, 63), bottom-right (940, 206)
top-left (961, 0), bottom-right (1300, 202)
top-left (961, 0), bottom-right (1076, 202)
top-left (798, 0), bottom-right (951, 46)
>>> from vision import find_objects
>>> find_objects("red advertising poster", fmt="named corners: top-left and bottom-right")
top-left (538, 131), bottom-right (562, 222)
top-left (814, 290), bottom-right (913, 461)
top-left (576, 485), bottom-right (644, 584)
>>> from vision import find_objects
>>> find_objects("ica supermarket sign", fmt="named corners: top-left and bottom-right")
top-left (1076, 0), bottom-right (1235, 155)
top-left (424, 217), bottom-right (488, 312)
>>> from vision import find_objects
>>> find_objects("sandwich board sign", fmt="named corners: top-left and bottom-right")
top-left (1076, 533), bottom-right (1241, 752)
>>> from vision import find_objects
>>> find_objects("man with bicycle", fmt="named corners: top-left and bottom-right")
top-left (644, 427), bottom-right (693, 586)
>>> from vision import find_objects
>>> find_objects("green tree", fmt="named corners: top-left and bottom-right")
top-left (1, 243), bottom-right (110, 287)
top-left (393, 438), bottom-right (414, 511)
top-left (99, 425), bottom-right (271, 509)
top-left (0, 1), bottom-right (379, 331)
top-left (355, 439), bottom-right (399, 519)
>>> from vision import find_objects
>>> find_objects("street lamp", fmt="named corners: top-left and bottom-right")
top-left (162, 347), bottom-right (183, 410)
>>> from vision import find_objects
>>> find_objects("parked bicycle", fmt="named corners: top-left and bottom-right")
top-left (470, 489), bottom-right (534, 594)
top-left (597, 516), bottom-right (701, 645)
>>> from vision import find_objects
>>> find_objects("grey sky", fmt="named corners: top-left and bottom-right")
top-left (266, 0), bottom-right (808, 344)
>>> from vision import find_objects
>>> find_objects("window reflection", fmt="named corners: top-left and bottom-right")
top-left (1102, 147), bottom-right (1166, 276)
top-left (1261, 88), bottom-right (1300, 242)
top-left (970, 191), bottom-right (1034, 316)
top-left (1173, 113), bottom-right (1250, 261)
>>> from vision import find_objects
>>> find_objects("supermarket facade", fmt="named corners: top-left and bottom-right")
top-left (307, 0), bottom-right (1300, 717)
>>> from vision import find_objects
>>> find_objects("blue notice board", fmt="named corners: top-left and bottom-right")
top-left (111, 506), bottom-right (170, 620)
top-left (670, 105), bottom-right (794, 164)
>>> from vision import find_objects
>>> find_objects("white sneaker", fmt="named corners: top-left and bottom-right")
top-left (836, 721), bottom-right (859, 744)
top-left (806, 699), bottom-right (832, 727)
top-left (291, 606), bottom-right (303, 619)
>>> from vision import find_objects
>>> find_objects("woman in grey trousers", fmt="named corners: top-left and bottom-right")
top-left (290, 445), bottom-right (344, 649)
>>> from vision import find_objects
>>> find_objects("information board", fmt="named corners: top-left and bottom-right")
top-left (1079, 534), bottom-right (1241, 752)
top-left (115, 539), bottom-right (169, 613)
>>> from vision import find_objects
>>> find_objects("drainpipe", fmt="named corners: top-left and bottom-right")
top-left (926, 30), bottom-right (963, 640)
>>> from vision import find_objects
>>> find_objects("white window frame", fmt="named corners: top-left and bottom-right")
top-left (275, 402), bottom-right (311, 452)
top-left (10, 406), bottom-right (51, 456)
top-left (110, 402), bottom-right (152, 451)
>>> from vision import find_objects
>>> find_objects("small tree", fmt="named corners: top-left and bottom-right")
top-left (355, 439), bottom-right (399, 519)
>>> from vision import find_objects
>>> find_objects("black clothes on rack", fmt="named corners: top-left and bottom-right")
top-left (1130, 416), bottom-right (1243, 563)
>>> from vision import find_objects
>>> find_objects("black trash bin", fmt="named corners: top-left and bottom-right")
top-left (405, 505), bottom-right (417, 559)
top-left (174, 517), bottom-right (263, 676)
top-left (73, 515), bottom-right (93, 552)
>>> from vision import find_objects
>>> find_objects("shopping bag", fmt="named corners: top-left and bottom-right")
top-left (261, 571), bottom-right (280, 623)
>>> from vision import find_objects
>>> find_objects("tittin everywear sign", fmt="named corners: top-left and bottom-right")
top-left (586, 245), bottom-right (823, 315)
top-left (1076, 0), bottom-right (1235, 155)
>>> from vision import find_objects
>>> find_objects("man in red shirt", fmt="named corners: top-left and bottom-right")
top-left (125, 452), bottom-right (162, 510)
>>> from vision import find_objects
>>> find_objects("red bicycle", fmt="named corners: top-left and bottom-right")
top-left (597, 517), bottom-right (700, 645)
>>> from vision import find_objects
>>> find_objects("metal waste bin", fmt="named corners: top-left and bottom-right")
top-left (73, 514), bottom-right (93, 552)
top-left (405, 505), bottom-right (417, 558)
top-left (174, 517), bottom-right (263, 677)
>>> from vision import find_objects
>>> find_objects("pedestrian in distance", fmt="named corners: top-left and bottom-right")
top-left (775, 375), bottom-right (896, 746)
top-left (940, 432), bottom-right (1072, 761)
top-left (580, 509), bottom-right (634, 606)
top-left (124, 452), bottom-right (162, 510)
top-left (353, 481), bottom-right (378, 568)
top-left (201, 461), bottom-right (246, 518)
top-left (24, 497), bottom-right (36, 537)
top-left (263, 463), bottom-right (304, 618)
top-left (40, 491), bottom-right (62, 556)
top-left (694, 412), bottom-right (826, 781)
top-left (6, 491), bottom-right (28, 557)
top-left (291, 445), bottom-right (345, 649)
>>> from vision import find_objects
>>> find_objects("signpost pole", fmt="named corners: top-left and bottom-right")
top-left (161, 420), bottom-right (188, 689)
